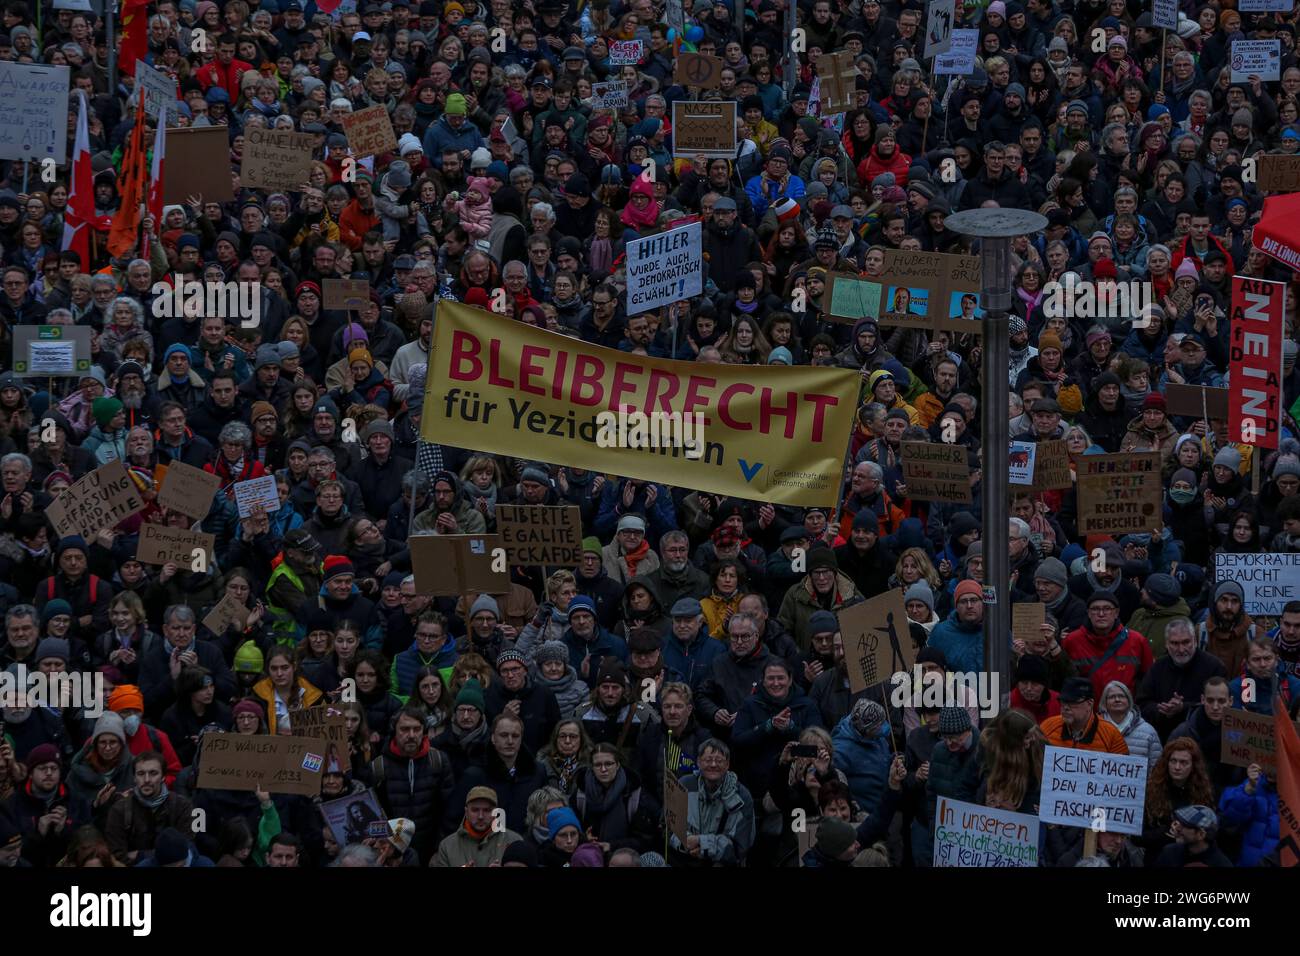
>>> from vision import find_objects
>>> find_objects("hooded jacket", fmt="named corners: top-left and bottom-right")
top-left (668, 770), bottom-right (755, 866)
top-left (927, 609), bottom-right (986, 676)
top-left (776, 571), bottom-right (863, 653)
top-left (412, 471), bottom-right (487, 534)
top-left (831, 714), bottom-right (894, 813)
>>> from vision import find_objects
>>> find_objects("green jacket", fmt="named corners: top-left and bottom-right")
top-left (776, 572), bottom-right (863, 653)
top-left (1128, 599), bottom-right (1191, 660)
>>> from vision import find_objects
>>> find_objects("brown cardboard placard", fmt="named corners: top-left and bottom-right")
top-left (1011, 603), bottom-right (1045, 648)
top-left (1220, 708), bottom-right (1297, 771)
top-left (340, 104), bottom-right (397, 160)
top-left (1257, 154), bottom-right (1300, 193)
top-left (673, 52), bottom-right (724, 89)
top-left (409, 533), bottom-right (510, 596)
top-left (196, 732), bottom-right (324, 796)
top-left (1076, 451), bottom-right (1163, 536)
top-left (162, 126), bottom-right (236, 204)
top-left (156, 459), bottom-right (223, 520)
top-left (136, 522), bottom-right (216, 567)
top-left (1163, 383), bottom-right (1230, 420)
top-left (1029, 439), bottom-right (1074, 491)
top-left (202, 592), bottom-right (249, 636)
top-left (495, 504), bottom-right (583, 567)
top-left (815, 52), bottom-right (858, 115)
top-left (670, 101), bottom-right (737, 159)
top-left (323, 278), bottom-right (372, 311)
top-left (241, 127), bottom-right (315, 192)
top-left (901, 441), bottom-right (972, 503)
top-left (46, 461), bottom-right (147, 540)
top-left (291, 706), bottom-right (351, 775)
top-left (664, 767), bottom-right (690, 845)
top-left (837, 588), bottom-right (916, 694)
top-left (879, 250), bottom-right (984, 336)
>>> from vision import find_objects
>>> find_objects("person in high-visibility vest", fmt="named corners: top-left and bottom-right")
top-left (265, 528), bottom-right (323, 646)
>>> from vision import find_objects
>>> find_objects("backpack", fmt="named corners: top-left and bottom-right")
top-left (47, 575), bottom-right (99, 604)
top-left (369, 748), bottom-right (446, 793)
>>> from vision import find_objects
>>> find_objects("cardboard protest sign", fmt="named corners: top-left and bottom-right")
top-left (590, 80), bottom-right (629, 109)
top-left (340, 104), bottom-right (397, 159)
top-left (0, 62), bottom-right (70, 164)
top-left (673, 52), bottom-right (724, 89)
top-left (202, 591), bottom-right (250, 637)
top-left (1011, 603), bottom-right (1045, 649)
top-left (135, 60), bottom-right (181, 123)
top-left (1163, 383), bottom-right (1229, 420)
top-left (496, 505), bottom-right (582, 567)
top-left (1076, 451), bottom-right (1162, 536)
top-left (197, 732), bottom-right (324, 796)
top-left (242, 127), bottom-right (315, 191)
top-left (664, 769), bottom-right (689, 845)
top-left (609, 40), bottom-right (644, 64)
top-left (45, 461), bottom-right (147, 539)
top-left (1214, 553), bottom-right (1300, 616)
top-left (320, 790), bottom-right (385, 845)
top-left (135, 522), bottom-right (216, 567)
top-left (422, 303), bottom-right (860, 508)
top-left (1151, 0), bottom-right (1178, 28)
top-left (323, 278), bottom-right (372, 311)
top-left (837, 588), bottom-right (916, 694)
top-left (1008, 441), bottom-right (1036, 485)
top-left (1230, 39), bottom-right (1281, 82)
top-left (410, 533), bottom-right (510, 596)
top-left (933, 797), bottom-right (1039, 867)
top-left (162, 126), bottom-right (235, 204)
top-left (879, 250), bottom-right (983, 335)
top-left (901, 441), bottom-right (971, 503)
top-left (1039, 746), bottom-right (1148, 835)
top-left (1240, 0), bottom-right (1295, 9)
top-left (291, 706), bottom-right (351, 774)
top-left (1029, 439), bottom-right (1073, 491)
top-left (815, 52), bottom-right (857, 115)
top-left (1257, 154), bottom-right (1300, 193)
top-left (924, 0), bottom-right (955, 58)
top-left (233, 474), bottom-right (280, 518)
top-left (625, 220), bottom-right (703, 314)
top-left (1222, 708), bottom-right (1283, 770)
top-left (156, 460), bottom-right (222, 520)
top-left (10, 325), bottom-right (92, 377)
top-left (824, 274), bottom-right (883, 323)
top-left (670, 101), bottom-right (737, 159)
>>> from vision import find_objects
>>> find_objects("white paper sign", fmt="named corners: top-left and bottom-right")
top-left (28, 341), bottom-right (77, 375)
top-left (233, 474), bottom-right (280, 518)
top-left (925, 0), bottom-right (956, 58)
top-left (1039, 746), bottom-right (1148, 836)
top-left (1239, 0), bottom-right (1294, 11)
top-left (933, 30), bottom-right (979, 76)
top-left (1230, 40), bottom-right (1281, 82)
top-left (625, 221), bottom-right (703, 315)
top-left (135, 60), bottom-right (181, 123)
top-left (1151, 0), bottom-right (1178, 29)
top-left (1009, 441), bottom-right (1036, 486)
top-left (1213, 552), bottom-right (1300, 616)
top-left (0, 62), bottom-right (71, 164)
top-left (591, 81), bottom-right (629, 109)
top-left (609, 40), bottom-right (644, 65)
top-left (53, 0), bottom-right (92, 10)
top-left (933, 797), bottom-right (1040, 867)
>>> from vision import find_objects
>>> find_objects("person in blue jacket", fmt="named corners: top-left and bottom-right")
top-left (422, 94), bottom-right (485, 169)
top-left (560, 595), bottom-right (629, 684)
top-left (927, 578), bottom-right (986, 676)
top-left (1230, 638), bottom-right (1300, 716)
top-left (662, 598), bottom-right (725, 692)
top-left (1219, 762), bottom-right (1279, 868)
top-left (831, 699), bottom-right (893, 816)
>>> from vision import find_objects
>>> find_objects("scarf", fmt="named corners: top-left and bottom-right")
top-left (588, 237), bottom-right (614, 276)
top-left (553, 753), bottom-right (582, 792)
top-left (1017, 286), bottom-right (1044, 311)
top-left (735, 298), bottom-right (758, 314)
top-left (621, 197), bottom-right (660, 230)
top-left (452, 719), bottom-right (488, 749)
top-left (463, 814), bottom-right (493, 841)
top-left (582, 766), bottom-right (630, 836)
top-left (621, 537), bottom-right (652, 577)
top-left (137, 782), bottom-right (170, 810)
top-left (464, 481), bottom-right (498, 515)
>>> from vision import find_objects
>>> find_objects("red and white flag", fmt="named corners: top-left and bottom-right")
top-left (144, 118), bottom-right (166, 257)
top-left (60, 90), bottom-right (95, 269)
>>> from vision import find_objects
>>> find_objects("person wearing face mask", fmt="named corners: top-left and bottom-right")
top-left (105, 685), bottom-right (183, 788)
top-left (1163, 466), bottom-right (1211, 567)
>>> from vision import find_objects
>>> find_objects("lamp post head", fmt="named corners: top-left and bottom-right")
top-left (944, 208), bottom-right (1048, 310)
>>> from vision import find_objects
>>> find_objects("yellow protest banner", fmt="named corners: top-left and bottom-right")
top-left (421, 303), bottom-right (860, 507)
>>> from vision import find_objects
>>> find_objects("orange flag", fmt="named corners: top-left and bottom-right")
top-left (1274, 696), bottom-right (1300, 867)
top-left (107, 92), bottom-right (150, 259)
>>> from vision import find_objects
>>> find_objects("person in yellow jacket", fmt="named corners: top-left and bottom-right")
top-left (251, 645), bottom-right (324, 735)
top-left (865, 369), bottom-right (920, 425)
top-left (700, 559), bottom-right (748, 640)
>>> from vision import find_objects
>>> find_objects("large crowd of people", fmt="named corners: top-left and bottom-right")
top-left (0, 0), bottom-right (1298, 870)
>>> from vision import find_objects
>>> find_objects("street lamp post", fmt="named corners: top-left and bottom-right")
top-left (942, 209), bottom-right (1047, 701)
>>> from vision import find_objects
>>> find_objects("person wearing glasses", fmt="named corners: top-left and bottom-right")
top-left (568, 742), bottom-right (662, 855)
top-left (666, 738), bottom-right (755, 867)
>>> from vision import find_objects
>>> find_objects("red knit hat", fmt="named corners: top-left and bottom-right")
top-left (464, 287), bottom-right (491, 309)
top-left (954, 579), bottom-right (983, 603)
top-left (1093, 258), bottom-right (1118, 279)
top-left (1143, 391), bottom-right (1167, 411)
top-left (322, 555), bottom-right (356, 582)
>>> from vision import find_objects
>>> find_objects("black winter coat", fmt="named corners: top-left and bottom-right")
top-left (453, 746), bottom-right (549, 835)
top-left (483, 679), bottom-right (562, 754)
top-left (372, 738), bottom-right (455, 863)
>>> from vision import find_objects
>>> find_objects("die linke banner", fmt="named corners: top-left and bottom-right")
top-left (421, 302), bottom-right (861, 507)
top-left (1229, 275), bottom-right (1286, 450)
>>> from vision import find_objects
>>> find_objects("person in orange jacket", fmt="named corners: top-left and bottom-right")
top-left (837, 460), bottom-right (907, 541)
top-left (1039, 677), bottom-right (1129, 754)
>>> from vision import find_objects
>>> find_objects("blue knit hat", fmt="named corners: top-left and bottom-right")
top-left (546, 807), bottom-right (582, 840)
top-left (567, 595), bottom-right (597, 618)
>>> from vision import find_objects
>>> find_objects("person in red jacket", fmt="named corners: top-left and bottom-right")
top-left (106, 684), bottom-right (183, 786)
top-left (856, 127), bottom-right (912, 189)
top-left (1062, 591), bottom-right (1153, 700)
top-left (194, 33), bottom-right (254, 103)
top-left (1008, 654), bottom-right (1060, 722)
top-left (1169, 211), bottom-right (1235, 274)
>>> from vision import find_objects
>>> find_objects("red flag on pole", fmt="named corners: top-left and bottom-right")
top-left (107, 90), bottom-right (149, 259)
top-left (119, 0), bottom-right (151, 76)
top-left (143, 118), bottom-right (166, 258)
top-left (61, 90), bottom-right (95, 268)
top-left (1275, 696), bottom-right (1300, 867)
